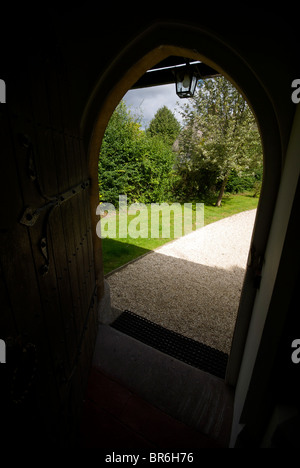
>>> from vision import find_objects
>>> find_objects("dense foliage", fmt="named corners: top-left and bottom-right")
top-left (98, 78), bottom-right (263, 207)
top-left (98, 102), bottom-right (176, 207)
top-left (175, 76), bottom-right (263, 205)
top-left (147, 105), bottom-right (181, 145)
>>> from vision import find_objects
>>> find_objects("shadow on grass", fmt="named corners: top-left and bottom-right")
top-left (102, 238), bottom-right (152, 276)
top-left (102, 193), bottom-right (258, 275)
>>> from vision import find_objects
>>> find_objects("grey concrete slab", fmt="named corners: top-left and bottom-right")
top-left (92, 324), bottom-right (234, 446)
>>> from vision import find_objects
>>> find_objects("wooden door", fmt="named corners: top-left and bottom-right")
top-left (0, 51), bottom-right (97, 446)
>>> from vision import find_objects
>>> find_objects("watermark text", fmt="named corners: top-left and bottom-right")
top-left (96, 195), bottom-right (204, 239)
top-left (291, 79), bottom-right (300, 104)
top-left (0, 79), bottom-right (6, 103)
top-left (0, 339), bottom-right (6, 363)
top-left (291, 339), bottom-right (300, 364)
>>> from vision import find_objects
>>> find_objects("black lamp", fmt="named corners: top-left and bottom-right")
top-left (175, 61), bottom-right (198, 98)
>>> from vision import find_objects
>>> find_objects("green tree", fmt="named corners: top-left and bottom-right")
top-left (147, 106), bottom-right (181, 145)
top-left (177, 77), bottom-right (263, 205)
top-left (98, 101), bottom-right (176, 206)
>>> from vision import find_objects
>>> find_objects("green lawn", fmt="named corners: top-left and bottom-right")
top-left (102, 193), bottom-right (259, 275)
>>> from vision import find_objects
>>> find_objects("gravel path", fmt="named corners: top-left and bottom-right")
top-left (107, 209), bottom-right (257, 354)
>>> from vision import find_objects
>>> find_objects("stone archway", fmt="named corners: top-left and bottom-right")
top-left (82, 21), bottom-right (282, 386)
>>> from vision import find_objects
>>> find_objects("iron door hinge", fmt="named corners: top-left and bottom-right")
top-left (20, 180), bottom-right (90, 227)
top-left (20, 180), bottom-right (90, 276)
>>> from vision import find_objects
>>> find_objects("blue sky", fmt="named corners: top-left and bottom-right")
top-left (123, 83), bottom-right (185, 130)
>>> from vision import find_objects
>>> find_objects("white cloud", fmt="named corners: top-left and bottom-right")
top-left (123, 84), bottom-right (185, 129)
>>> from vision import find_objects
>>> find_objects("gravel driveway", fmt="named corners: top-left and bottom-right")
top-left (107, 209), bottom-right (257, 354)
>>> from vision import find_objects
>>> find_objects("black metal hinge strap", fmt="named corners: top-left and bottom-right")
top-left (20, 179), bottom-right (90, 227)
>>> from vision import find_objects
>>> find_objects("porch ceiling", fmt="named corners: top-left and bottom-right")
top-left (131, 55), bottom-right (220, 89)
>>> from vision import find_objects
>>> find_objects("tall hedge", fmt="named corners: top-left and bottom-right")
top-left (98, 101), bottom-right (176, 207)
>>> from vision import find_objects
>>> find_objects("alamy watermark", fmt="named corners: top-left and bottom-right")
top-left (291, 339), bottom-right (300, 364)
top-left (96, 195), bottom-right (204, 239)
top-left (0, 339), bottom-right (6, 363)
top-left (0, 79), bottom-right (6, 103)
top-left (291, 79), bottom-right (300, 104)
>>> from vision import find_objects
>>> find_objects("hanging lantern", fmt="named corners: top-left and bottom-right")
top-left (175, 62), bottom-right (198, 98)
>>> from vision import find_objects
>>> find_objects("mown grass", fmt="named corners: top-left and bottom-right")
top-left (102, 192), bottom-right (259, 275)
